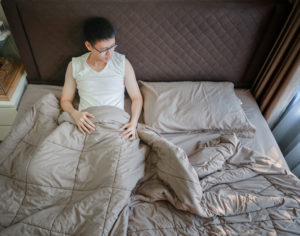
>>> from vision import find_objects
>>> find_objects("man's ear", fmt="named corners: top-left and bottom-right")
top-left (85, 41), bottom-right (92, 51)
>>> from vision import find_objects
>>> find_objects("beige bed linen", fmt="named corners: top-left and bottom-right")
top-left (15, 85), bottom-right (287, 169)
top-left (1, 93), bottom-right (300, 235)
top-left (236, 90), bottom-right (288, 169)
top-left (162, 89), bottom-right (289, 171)
top-left (139, 81), bottom-right (256, 138)
top-left (1, 94), bottom-right (208, 235)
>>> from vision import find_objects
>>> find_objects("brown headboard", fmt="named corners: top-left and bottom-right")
top-left (2, 0), bottom-right (291, 88)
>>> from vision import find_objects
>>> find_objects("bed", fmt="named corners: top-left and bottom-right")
top-left (1, 0), bottom-right (300, 235)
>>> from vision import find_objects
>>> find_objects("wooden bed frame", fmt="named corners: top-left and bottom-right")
top-left (2, 0), bottom-right (291, 88)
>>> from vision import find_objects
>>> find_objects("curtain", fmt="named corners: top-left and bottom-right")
top-left (252, 0), bottom-right (300, 129)
top-left (272, 88), bottom-right (300, 177)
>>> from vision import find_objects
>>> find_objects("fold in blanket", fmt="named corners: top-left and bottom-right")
top-left (0, 93), bottom-right (300, 235)
top-left (0, 94), bottom-right (147, 235)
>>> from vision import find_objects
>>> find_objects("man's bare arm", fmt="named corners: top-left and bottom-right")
top-left (120, 58), bottom-right (143, 140)
top-left (60, 62), bottom-right (95, 134)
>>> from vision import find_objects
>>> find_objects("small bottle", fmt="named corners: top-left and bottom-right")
top-left (0, 21), bottom-right (10, 41)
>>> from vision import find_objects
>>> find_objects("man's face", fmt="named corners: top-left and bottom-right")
top-left (85, 37), bottom-right (116, 63)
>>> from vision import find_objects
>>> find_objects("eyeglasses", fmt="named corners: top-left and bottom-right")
top-left (93, 44), bottom-right (118, 55)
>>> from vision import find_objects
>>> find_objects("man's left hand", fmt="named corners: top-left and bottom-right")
top-left (120, 122), bottom-right (137, 140)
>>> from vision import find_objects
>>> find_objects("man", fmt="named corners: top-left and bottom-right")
top-left (60, 17), bottom-right (143, 140)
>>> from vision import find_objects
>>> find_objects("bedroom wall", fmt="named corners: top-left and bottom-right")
top-left (0, 0), bottom-right (20, 59)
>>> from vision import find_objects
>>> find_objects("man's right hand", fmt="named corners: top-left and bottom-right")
top-left (72, 110), bottom-right (96, 135)
top-left (60, 61), bottom-right (96, 135)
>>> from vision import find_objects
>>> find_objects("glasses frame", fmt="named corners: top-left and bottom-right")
top-left (93, 44), bottom-right (118, 55)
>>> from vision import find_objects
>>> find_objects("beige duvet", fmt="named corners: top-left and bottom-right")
top-left (0, 93), bottom-right (299, 235)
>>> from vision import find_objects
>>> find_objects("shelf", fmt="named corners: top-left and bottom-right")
top-left (0, 61), bottom-right (24, 101)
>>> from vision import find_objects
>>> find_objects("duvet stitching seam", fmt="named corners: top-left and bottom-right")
top-left (256, 184), bottom-right (273, 195)
top-left (45, 139), bottom-right (123, 152)
top-left (156, 167), bottom-right (201, 184)
top-left (9, 136), bottom-right (40, 225)
top-left (210, 217), bottom-right (300, 227)
top-left (289, 194), bottom-right (300, 207)
top-left (0, 173), bottom-right (132, 192)
top-left (20, 139), bottom-right (123, 152)
top-left (202, 168), bottom-right (258, 192)
top-left (266, 210), bottom-right (277, 232)
top-left (2, 108), bottom-right (56, 226)
top-left (261, 175), bottom-right (287, 197)
top-left (4, 107), bottom-right (40, 157)
top-left (20, 139), bottom-right (37, 147)
top-left (247, 195), bottom-right (263, 211)
top-left (21, 222), bottom-right (73, 236)
top-left (49, 135), bottom-right (87, 236)
top-left (101, 145), bottom-right (123, 236)
top-left (263, 174), bottom-right (300, 205)
top-left (274, 181), bottom-right (300, 207)
top-left (127, 217), bottom-right (300, 233)
top-left (228, 182), bottom-right (273, 196)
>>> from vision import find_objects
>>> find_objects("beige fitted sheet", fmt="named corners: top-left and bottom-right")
top-left (163, 89), bottom-right (288, 169)
top-left (15, 84), bottom-right (288, 170)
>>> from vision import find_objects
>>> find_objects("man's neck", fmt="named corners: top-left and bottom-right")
top-left (87, 53), bottom-right (106, 68)
top-left (86, 53), bottom-right (107, 72)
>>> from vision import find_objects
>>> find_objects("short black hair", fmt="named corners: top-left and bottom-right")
top-left (83, 17), bottom-right (115, 45)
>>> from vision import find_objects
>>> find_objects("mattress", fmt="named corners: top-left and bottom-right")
top-left (15, 84), bottom-right (288, 170)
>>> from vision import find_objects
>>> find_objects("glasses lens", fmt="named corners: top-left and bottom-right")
top-left (95, 44), bottom-right (117, 55)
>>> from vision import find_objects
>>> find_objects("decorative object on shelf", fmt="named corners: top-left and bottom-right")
top-left (0, 57), bottom-right (24, 101)
top-left (0, 20), bottom-right (10, 48)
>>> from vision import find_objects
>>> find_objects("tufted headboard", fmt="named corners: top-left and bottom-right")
top-left (2, 0), bottom-right (291, 88)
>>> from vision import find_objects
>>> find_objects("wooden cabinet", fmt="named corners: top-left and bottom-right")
top-left (0, 59), bottom-right (24, 100)
top-left (0, 66), bottom-right (27, 141)
top-left (0, 22), bottom-right (24, 141)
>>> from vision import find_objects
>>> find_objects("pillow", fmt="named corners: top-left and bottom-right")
top-left (139, 81), bottom-right (256, 138)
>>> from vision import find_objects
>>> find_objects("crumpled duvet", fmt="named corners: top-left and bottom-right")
top-left (0, 93), bottom-right (299, 235)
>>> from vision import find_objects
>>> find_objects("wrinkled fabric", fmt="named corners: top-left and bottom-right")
top-left (0, 94), bottom-right (147, 235)
top-left (0, 93), bottom-right (300, 235)
top-left (128, 135), bottom-right (300, 235)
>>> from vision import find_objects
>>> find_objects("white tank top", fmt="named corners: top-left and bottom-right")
top-left (72, 51), bottom-right (126, 111)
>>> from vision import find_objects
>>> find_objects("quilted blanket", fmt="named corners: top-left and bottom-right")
top-left (0, 93), bottom-right (299, 235)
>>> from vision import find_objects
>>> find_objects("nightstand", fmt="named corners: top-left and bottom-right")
top-left (0, 69), bottom-right (27, 141)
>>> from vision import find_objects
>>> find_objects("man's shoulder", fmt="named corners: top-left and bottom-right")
top-left (113, 51), bottom-right (125, 59)
top-left (71, 53), bottom-right (89, 69)
top-left (72, 52), bottom-right (89, 61)
top-left (111, 51), bottom-right (125, 67)
top-left (71, 52), bottom-right (89, 77)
